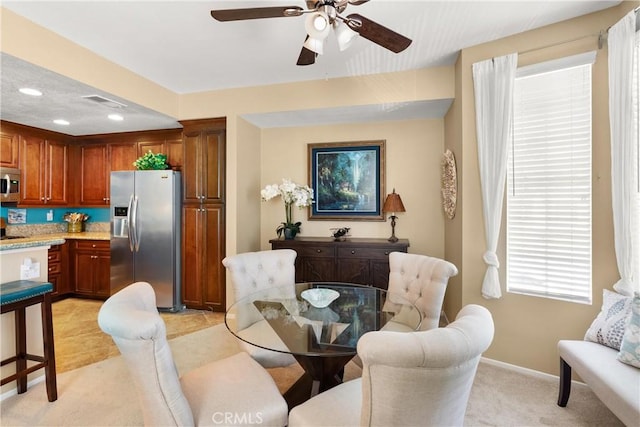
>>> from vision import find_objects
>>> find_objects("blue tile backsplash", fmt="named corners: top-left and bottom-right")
top-left (0, 206), bottom-right (110, 224)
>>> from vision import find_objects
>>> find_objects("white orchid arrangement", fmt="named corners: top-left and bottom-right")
top-left (261, 179), bottom-right (314, 238)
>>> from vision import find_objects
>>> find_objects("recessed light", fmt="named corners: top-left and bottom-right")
top-left (53, 119), bottom-right (70, 126)
top-left (19, 88), bottom-right (43, 96)
top-left (108, 114), bottom-right (124, 121)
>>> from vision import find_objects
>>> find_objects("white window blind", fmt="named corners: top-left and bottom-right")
top-left (507, 54), bottom-right (594, 304)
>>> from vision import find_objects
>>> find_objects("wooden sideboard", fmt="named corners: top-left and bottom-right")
top-left (270, 237), bottom-right (409, 290)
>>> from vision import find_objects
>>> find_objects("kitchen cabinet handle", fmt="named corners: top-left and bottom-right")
top-left (41, 197), bottom-right (45, 201)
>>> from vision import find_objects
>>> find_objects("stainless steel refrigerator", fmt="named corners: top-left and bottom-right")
top-left (110, 170), bottom-right (182, 311)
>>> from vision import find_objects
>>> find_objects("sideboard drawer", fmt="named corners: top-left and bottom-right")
top-left (300, 246), bottom-right (336, 258)
top-left (337, 247), bottom-right (394, 259)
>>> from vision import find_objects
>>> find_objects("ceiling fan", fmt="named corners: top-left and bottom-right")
top-left (210, 0), bottom-right (412, 66)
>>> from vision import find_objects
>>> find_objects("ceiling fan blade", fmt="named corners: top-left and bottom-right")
top-left (297, 37), bottom-right (317, 66)
top-left (346, 13), bottom-right (412, 53)
top-left (211, 6), bottom-right (303, 22)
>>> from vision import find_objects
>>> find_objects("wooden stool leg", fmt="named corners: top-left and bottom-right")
top-left (41, 293), bottom-right (57, 402)
top-left (15, 307), bottom-right (27, 394)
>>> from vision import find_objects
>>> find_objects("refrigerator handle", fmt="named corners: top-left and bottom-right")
top-left (132, 196), bottom-right (141, 252)
top-left (127, 195), bottom-right (135, 252)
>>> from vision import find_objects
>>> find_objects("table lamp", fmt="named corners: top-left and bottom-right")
top-left (382, 188), bottom-right (406, 243)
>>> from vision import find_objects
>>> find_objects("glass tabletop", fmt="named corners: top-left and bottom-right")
top-left (225, 282), bottom-right (422, 357)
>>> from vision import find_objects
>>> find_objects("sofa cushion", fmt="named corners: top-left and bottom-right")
top-left (584, 289), bottom-right (632, 350)
top-left (617, 293), bottom-right (640, 368)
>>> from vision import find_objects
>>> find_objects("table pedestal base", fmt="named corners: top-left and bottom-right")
top-left (284, 354), bottom-right (353, 409)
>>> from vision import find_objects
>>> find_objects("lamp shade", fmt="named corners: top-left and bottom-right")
top-left (334, 20), bottom-right (358, 51)
top-left (382, 189), bottom-right (406, 213)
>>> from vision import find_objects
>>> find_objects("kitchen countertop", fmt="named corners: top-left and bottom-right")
top-left (0, 232), bottom-right (110, 252)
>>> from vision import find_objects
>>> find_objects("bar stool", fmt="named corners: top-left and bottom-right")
top-left (0, 280), bottom-right (57, 401)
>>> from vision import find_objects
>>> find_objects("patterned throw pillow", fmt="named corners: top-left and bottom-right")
top-left (584, 289), bottom-right (633, 350)
top-left (617, 293), bottom-right (640, 368)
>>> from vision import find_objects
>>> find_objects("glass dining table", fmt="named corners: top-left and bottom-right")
top-left (225, 282), bottom-right (422, 408)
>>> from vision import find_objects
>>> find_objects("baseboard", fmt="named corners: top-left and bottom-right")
top-left (480, 357), bottom-right (586, 386)
top-left (0, 375), bottom-right (45, 402)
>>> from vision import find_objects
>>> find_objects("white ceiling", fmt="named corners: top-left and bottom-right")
top-left (0, 0), bottom-right (622, 135)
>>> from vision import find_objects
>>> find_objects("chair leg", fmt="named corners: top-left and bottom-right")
top-left (557, 357), bottom-right (571, 407)
top-left (15, 307), bottom-right (27, 394)
top-left (41, 293), bottom-right (57, 402)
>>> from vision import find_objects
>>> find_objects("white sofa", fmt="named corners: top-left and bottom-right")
top-left (557, 340), bottom-right (640, 427)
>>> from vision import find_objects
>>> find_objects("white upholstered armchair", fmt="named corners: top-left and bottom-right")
top-left (384, 252), bottom-right (458, 331)
top-left (222, 249), bottom-right (297, 368)
top-left (289, 304), bottom-right (494, 427)
top-left (98, 282), bottom-right (288, 427)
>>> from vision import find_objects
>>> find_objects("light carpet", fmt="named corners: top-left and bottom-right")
top-left (0, 324), bottom-right (623, 426)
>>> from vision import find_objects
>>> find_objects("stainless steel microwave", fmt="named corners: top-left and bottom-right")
top-left (1, 167), bottom-right (20, 203)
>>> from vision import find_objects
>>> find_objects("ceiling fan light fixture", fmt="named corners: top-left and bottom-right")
top-left (303, 37), bottom-right (325, 55)
top-left (305, 11), bottom-right (330, 38)
top-left (334, 20), bottom-right (358, 51)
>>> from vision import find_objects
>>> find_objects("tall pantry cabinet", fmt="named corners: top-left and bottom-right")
top-left (180, 118), bottom-right (226, 311)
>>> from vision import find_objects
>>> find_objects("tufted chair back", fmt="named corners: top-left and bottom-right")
top-left (288, 304), bottom-right (494, 427)
top-left (98, 282), bottom-right (288, 427)
top-left (222, 249), bottom-right (298, 368)
top-left (223, 249), bottom-right (297, 302)
top-left (386, 252), bottom-right (458, 331)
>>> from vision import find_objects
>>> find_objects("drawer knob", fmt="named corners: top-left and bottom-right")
top-left (351, 250), bottom-right (356, 254)
top-left (316, 249), bottom-right (322, 253)
top-left (385, 251), bottom-right (389, 255)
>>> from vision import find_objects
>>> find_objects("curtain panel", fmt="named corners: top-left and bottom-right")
top-left (472, 53), bottom-right (518, 299)
top-left (608, 10), bottom-right (639, 296)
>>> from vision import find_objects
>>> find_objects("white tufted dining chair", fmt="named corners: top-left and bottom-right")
top-left (383, 252), bottom-right (458, 332)
top-left (98, 282), bottom-right (288, 427)
top-left (288, 304), bottom-right (494, 427)
top-left (222, 249), bottom-right (298, 368)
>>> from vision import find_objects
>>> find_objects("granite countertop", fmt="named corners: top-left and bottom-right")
top-left (0, 232), bottom-right (110, 252)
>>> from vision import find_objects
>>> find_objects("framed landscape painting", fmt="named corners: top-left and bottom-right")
top-left (308, 140), bottom-right (385, 221)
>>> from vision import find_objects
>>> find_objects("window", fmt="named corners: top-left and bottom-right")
top-left (506, 52), bottom-right (595, 304)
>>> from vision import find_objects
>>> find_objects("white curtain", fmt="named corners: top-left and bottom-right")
top-left (472, 53), bottom-right (518, 299)
top-left (608, 10), bottom-right (639, 296)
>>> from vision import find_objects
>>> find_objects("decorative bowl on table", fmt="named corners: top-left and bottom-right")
top-left (301, 288), bottom-right (340, 308)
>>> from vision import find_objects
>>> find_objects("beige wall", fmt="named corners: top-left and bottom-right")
top-left (258, 119), bottom-right (445, 256)
top-left (446, 2), bottom-right (637, 375)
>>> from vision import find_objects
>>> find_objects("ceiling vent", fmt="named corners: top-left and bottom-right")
top-left (82, 95), bottom-right (127, 109)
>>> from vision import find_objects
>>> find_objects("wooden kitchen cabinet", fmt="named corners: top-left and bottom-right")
top-left (0, 125), bottom-right (19, 168)
top-left (76, 142), bottom-right (136, 205)
top-left (138, 136), bottom-right (182, 170)
top-left (182, 205), bottom-right (225, 310)
top-left (270, 237), bottom-right (410, 289)
top-left (72, 240), bottom-right (111, 299)
top-left (20, 135), bottom-right (69, 206)
top-left (180, 118), bottom-right (226, 311)
top-left (182, 118), bottom-right (225, 204)
top-left (48, 242), bottom-right (70, 299)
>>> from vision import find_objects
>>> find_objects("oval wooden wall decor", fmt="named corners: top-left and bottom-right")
top-left (440, 149), bottom-right (457, 220)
